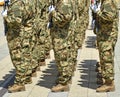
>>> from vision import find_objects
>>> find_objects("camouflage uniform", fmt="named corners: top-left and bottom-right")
top-left (5, 0), bottom-right (38, 85)
top-left (82, 0), bottom-right (90, 40)
top-left (50, 0), bottom-right (76, 85)
top-left (83, 0), bottom-right (90, 32)
top-left (96, 0), bottom-right (118, 92)
top-left (75, 0), bottom-right (84, 49)
top-left (33, 0), bottom-right (52, 68)
top-left (75, 0), bottom-right (90, 49)
top-left (69, 0), bottom-right (78, 76)
top-left (33, 0), bottom-right (46, 67)
top-left (97, 0), bottom-right (118, 83)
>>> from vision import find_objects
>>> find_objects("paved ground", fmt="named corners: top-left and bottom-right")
top-left (0, 6), bottom-right (120, 97)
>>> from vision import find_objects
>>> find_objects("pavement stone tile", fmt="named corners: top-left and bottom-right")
top-left (88, 83), bottom-right (98, 91)
top-left (8, 91), bottom-right (30, 97)
top-left (107, 91), bottom-right (120, 97)
top-left (0, 37), bottom-right (6, 46)
top-left (89, 71), bottom-right (97, 83)
top-left (88, 93), bottom-right (107, 97)
top-left (90, 66), bottom-right (96, 71)
top-left (28, 85), bottom-right (50, 97)
top-left (68, 89), bottom-right (88, 97)
top-left (48, 92), bottom-right (68, 97)
top-left (2, 92), bottom-right (11, 97)
top-left (114, 62), bottom-right (120, 73)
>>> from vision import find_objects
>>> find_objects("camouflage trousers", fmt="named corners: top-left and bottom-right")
top-left (45, 29), bottom-right (52, 57)
top-left (35, 29), bottom-right (52, 65)
top-left (32, 18), bottom-right (52, 67)
top-left (51, 29), bottom-right (77, 85)
top-left (6, 28), bottom-right (37, 84)
top-left (75, 18), bottom-right (84, 49)
top-left (98, 39), bottom-right (117, 82)
top-left (75, 15), bottom-right (88, 49)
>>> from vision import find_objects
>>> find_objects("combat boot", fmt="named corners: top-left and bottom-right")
top-left (51, 84), bottom-right (69, 92)
top-left (8, 84), bottom-right (25, 93)
top-left (96, 81), bottom-right (115, 92)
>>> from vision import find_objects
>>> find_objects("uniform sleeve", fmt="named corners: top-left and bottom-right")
top-left (5, 1), bottom-right (25, 28)
top-left (50, 3), bottom-right (73, 27)
top-left (97, 0), bottom-right (117, 22)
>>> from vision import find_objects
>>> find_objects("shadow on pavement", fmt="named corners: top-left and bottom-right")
top-left (77, 60), bottom-right (98, 89)
top-left (77, 32), bottom-right (98, 89)
top-left (37, 61), bottom-right (58, 89)
top-left (85, 36), bottom-right (96, 48)
top-left (0, 69), bottom-right (15, 97)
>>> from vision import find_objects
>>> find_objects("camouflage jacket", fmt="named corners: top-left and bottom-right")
top-left (50, 0), bottom-right (74, 28)
top-left (96, 0), bottom-right (119, 37)
top-left (5, 0), bottom-right (37, 30)
top-left (97, 0), bottom-right (118, 22)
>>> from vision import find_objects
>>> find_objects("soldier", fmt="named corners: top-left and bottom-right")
top-left (48, 0), bottom-right (77, 92)
top-left (75, 0), bottom-right (90, 50)
top-left (82, 0), bottom-right (90, 38)
top-left (34, 0), bottom-right (53, 69)
top-left (28, 0), bottom-right (52, 77)
top-left (75, 0), bottom-right (85, 49)
top-left (91, 0), bottom-right (118, 92)
top-left (4, 0), bottom-right (39, 92)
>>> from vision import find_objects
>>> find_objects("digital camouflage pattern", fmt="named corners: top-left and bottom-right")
top-left (33, 0), bottom-right (52, 67)
top-left (5, 0), bottom-right (39, 84)
top-left (50, 0), bottom-right (77, 85)
top-left (97, 0), bottom-right (118, 82)
top-left (75, 0), bottom-right (85, 49)
top-left (33, 0), bottom-right (46, 66)
top-left (75, 0), bottom-right (90, 49)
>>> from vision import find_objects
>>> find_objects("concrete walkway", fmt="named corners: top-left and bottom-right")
top-left (0, 6), bottom-right (120, 97)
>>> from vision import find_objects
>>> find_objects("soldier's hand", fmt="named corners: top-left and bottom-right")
top-left (1, 9), bottom-right (7, 17)
top-left (48, 5), bottom-right (55, 12)
top-left (90, 4), bottom-right (100, 13)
